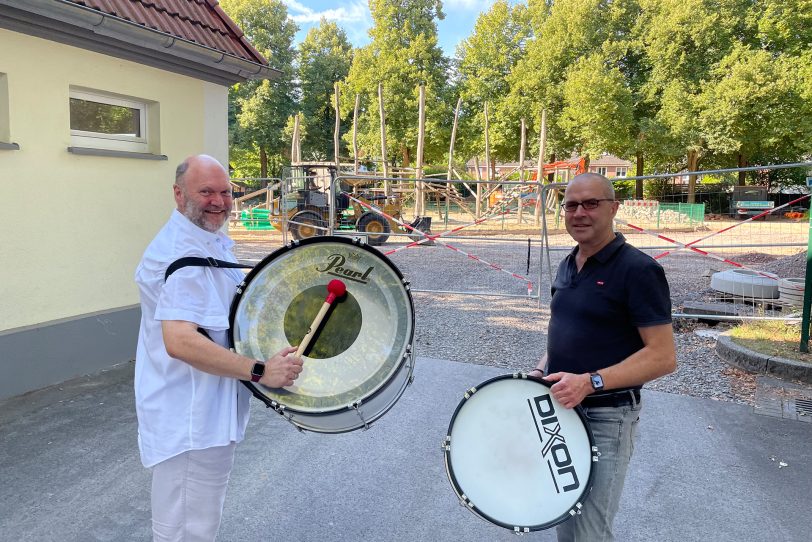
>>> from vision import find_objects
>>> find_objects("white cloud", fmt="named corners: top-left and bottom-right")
top-left (284, 0), bottom-right (369, 24)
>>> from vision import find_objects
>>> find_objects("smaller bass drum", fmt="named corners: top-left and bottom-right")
top-left (442, 374), bottom-right (598, 532)
top-left (229, 236), bottom-right (415, 433)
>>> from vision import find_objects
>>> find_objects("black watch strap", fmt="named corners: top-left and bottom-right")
top-left (250, 361), bottom-right (265, 383)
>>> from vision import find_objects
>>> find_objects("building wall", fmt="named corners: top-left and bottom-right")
top-left (0, 28), bottom-right (229, 399)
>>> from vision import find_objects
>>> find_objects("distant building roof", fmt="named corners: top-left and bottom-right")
top-left (0, 0), bottom-right (277, 84)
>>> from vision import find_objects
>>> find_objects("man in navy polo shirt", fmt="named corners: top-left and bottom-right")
top-left (529, 173), bottom-right (676, 541)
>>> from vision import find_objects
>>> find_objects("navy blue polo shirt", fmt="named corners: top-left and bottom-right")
top-left (546, 233), bottom-right (671, 382)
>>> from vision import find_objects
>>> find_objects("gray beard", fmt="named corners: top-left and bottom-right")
top-left (184, 200), bottom-right (221, 233)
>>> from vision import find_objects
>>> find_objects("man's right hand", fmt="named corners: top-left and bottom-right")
top-left (259, 346), bottom-right (303, 388)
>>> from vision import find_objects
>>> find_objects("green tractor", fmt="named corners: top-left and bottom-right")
top-left (268, 163), bottom-right (429, 246)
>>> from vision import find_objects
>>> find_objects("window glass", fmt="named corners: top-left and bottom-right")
top-left (69, 89), bottom-right (149, 152)
top-left (616, 167), bottom-right (628, 177)
top-left (596, 166), bottom-right (608, 176)
top-left (69, 97), bottom-right (141, 138)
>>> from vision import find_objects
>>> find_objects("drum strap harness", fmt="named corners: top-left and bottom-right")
top-left (163, 256), bottom-right (254, 342)
top-left (164, 257), bottom-right (253, 282)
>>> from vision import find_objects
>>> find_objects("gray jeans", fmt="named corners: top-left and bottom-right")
top-left (556, 401), bottom-right (642, 542)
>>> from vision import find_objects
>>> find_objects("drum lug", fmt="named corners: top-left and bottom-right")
top-left (271, 401), bottom-right (303, 432)
top-left (513, 526), bottom-right (530, 534)
top-left (463, 386), bottom-right (478, 399)
top-left (441, 435), bottom-right (451, 452)
top-left (349, 400), bottom-right (369, 431)
top-left (592, 446), bottom-right (600, 462)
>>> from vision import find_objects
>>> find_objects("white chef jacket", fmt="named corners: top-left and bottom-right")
top-left (134, 210), bottom-right (251, 468)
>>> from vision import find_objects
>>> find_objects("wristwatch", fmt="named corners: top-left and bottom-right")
top-left (589, 372), bottom-right (604, 391)
top-left (250, 361), bottom-right (266, 383)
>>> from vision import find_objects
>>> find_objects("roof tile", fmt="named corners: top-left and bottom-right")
top-left (65, 0), bottom-right (266, 64)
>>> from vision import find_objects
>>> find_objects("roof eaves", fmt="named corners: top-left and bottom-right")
top-left (0, 0), bottom-right (279, 82)
top-left (207, 0), bottom-right (268, 66)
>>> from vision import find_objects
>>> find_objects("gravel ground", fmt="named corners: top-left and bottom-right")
top-left (231, 231), bottom-right (809, 407)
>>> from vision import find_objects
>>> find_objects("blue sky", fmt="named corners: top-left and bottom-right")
top-left (282, 0), bottom-right (498, 58)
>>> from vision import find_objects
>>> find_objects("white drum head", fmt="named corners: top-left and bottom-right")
top-left (444, 375), bottom-right (596, 532)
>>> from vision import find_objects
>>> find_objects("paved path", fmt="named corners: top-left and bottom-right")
top-left (1, 358), bottom-right (810, 541)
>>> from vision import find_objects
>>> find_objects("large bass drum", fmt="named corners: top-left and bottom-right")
top-left (443, 374), bottom-right (598, 532)
top-left (229, 236), bottom-right (415, 433)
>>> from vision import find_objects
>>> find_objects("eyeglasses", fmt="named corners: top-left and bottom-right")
top-left (563, 199), bottom-right (615, 212)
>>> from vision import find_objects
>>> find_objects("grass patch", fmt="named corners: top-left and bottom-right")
top-left (728, 320), bottom-right (812, 364)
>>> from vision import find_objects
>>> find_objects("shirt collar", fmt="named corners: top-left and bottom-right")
top-left (568, 232), bottom-right (626, 263)
top-left (169, 209), bottom-right (234, 250)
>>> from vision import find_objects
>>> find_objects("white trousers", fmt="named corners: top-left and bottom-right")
top-left (151, 443), bottom-right (236, 542)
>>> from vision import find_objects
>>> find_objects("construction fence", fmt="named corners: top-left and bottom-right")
top-left (228, 162), bottom-right (812, 322)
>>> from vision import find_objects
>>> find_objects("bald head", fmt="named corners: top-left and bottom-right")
top-left (566, 173), bottom-right (615, 200)
top-left (175, 154), bottom-right (226, 189)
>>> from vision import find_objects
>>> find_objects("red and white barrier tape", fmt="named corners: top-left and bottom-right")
top-left (613, 216), bottom-right (804, 290)
top-left (344, 193), bottom-right (533, 295)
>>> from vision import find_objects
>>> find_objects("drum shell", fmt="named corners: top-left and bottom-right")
top-left (443, 374), bottom-right (597, 532)
top-left (229, 236), bottom-right (415, 433)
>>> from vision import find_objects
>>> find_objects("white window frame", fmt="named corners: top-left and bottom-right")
top-left (616, 167), bottom-right (628, 177)
top-left (69, 89), bottom-right (148, 153)
top-left (596, 166), bottom-right (608, 176)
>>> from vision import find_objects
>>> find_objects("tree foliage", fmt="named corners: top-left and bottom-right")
top-left (341, 0), bottom-right (451, 167)
top-left (221, 0), bottom-right (298, 178)
top-left (220, 0), bottom-right (812, 185)
top-left (298, 20), bottom-right (354, 161)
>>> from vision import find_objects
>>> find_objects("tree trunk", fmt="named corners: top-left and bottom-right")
top-left (353, 94), bottom-right (360, 175)
top-left (333, 83), bottom-right (341, 169)
top-left (260, 147), bottom-right (268, 179)
top-left (378, 83), bottom-right (389, 190)
top-left (738, 152), bottom-right (747, 185)
top-left (636, 152), bottom-right (644, 199)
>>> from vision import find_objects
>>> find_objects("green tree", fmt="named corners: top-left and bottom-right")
top-left (699, 44), bottom-right (812, 186)
top-left (455, 0), bottom-right (531, 166)
top-left (342, 0), bottom-right (451, 168)
top-left (298, 20), bottom-right (354, 161)
top-left (508, 0), bottom-right (640, 165)
top-left (221, 0), bottom-right (298, 178)
top-left (635, 0), bottom-right (752, 198)
top-left (559, 53), bottom-right (635, 158)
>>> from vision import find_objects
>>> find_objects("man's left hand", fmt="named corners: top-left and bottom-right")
top-left (545, 372), bottom-right (592, 409)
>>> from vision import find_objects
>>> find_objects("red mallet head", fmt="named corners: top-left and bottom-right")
top-left (325, 279), bottom-right (347, 304)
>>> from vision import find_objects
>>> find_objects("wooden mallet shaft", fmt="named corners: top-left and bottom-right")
top-left (295, 279), bottom-right (347, 357)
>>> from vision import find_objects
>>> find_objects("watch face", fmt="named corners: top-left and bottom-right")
top-left (251, 362), bottom-right (265, 381)
top-left (591, 374), bottom-right (603, 389)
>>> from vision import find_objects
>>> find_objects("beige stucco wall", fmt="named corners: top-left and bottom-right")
top-left (0, 28), bottom-right (229, 332)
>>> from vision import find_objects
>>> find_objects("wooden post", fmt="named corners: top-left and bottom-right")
top-left (333, 83), bottom-right (341, 169)
top-left (353, 94), bottom-right (360, 175)
top-left (378, 83), bottom-right (389, 194)
top-left (474, 155), bottom-right (482, 218)
top-left (484, 102), bottom-right (491, 211)
top-left (535, 109), bottom-right (547, 226)
top-left (518, 117), bottom-right (526, 223)
top-left (416, 84), bottom-right (426, 216)
top-left (447, 97), bottom-right (462, 222)
top-left (291, 114), bottom-right (301, 163)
